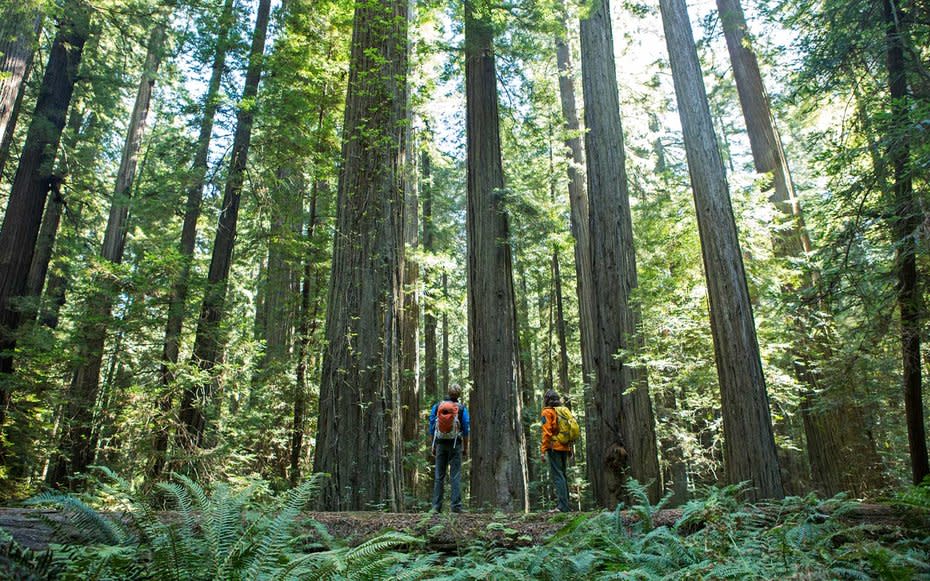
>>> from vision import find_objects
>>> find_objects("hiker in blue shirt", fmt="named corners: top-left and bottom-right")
top-left (428, 384), bottom-right (470, 513)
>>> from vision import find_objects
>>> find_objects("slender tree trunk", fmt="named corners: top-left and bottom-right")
top-left (0, 7), bottom-right (42, 178)
top-left (659, 0), bottom-right (783, 499)
top-left (22, 104), bottom-right (86, 321)
top-left (401, 128), bottom-right (420, 496)
top-left (178, 0), bottom-right (272, 448)
top-left (580, 0), bottom-right (660, 505)
top-left (422, 143), bottom-right (439, 404)
top-left (441, 272), bottom-right (449, 394)
top-left (150, 0), bottom-right (235, 478)
top-left (464, 0), bottom-right (528, 512)
top-left (885, 0), bottom-right (927, 485)
top-left (556, 0), bottom-right (595, 394)
top-left (716, 0), bottom-right (801, 221)
top-left (312, 0), bottom-right (407, 511)
top-left (39, 197), bottom-right (85, 330)
top-left (46, 23), bottom-right (165, 488)
top-left (261, 166), bottom-right (301, 367)
top-left (0, 2), bottom-right (89, 433)
top-left (290, 180), bottom-right (324, 485)
top-left (552, 251), bottom-right (570, 393)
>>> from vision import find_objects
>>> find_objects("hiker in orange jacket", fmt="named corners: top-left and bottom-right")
top-left (541, 389), bottom-right (572, 512)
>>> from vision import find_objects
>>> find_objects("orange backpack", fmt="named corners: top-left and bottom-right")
top-left (435, 401), bottom-right (461, 440)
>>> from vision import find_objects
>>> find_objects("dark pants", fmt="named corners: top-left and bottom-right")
top-left (431, 439), bottom-right (462, 512)
top-left (548, 450), bottom-right (571, 512)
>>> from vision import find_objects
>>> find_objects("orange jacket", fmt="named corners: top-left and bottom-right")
top-left (540, 407), bottom-right (572, 453)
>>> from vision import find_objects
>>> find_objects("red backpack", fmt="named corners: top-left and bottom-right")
top-left (435, 401), bottom-right (461, 440)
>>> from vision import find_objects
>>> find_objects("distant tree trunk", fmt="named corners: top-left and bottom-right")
top-left (23, 104), bottom-right (86, 321)
top-left (401, 128), bottom-right (420, 495)
top-left (150, 0), bottom-right (235, 478)
top-left (515, 264), bottom-right (537, 495)
top-left (552, 252), bottom-right (569, 394)
top-left (23, 186), bottom-right (62, 306)
top-left (178, 0), bottom-right (271, 448)
top-left (312, 0), bottom-right (407, 511)
top-left (884, 0), bottom-right (927, 485)
top-left (39, 196), bottom-right (86, 330)
top-left (0, 3), bottom-right (89, 432)
top-left (716, 0), bottom-right (799, 217)
top-left (464, 0), bottom-right (528, 512)
top-left (556, 0), bottom-right (595, 392)
top-left (659, 0), bottom-right (784, 500)
top-left (261, 166), bottom-right (301, 366)
top-left (441, 272), bottom-right (449, 393)
top-left (579, 0), bottom-right (661, 505)
top-left (290, 179), bottom-right (325, 485)
top-left (422, 143), bottom-right (439, 404)
top-left (47, 23), bottom-right (165, 488)
top-left (0, 7), bottom-right (42, 178)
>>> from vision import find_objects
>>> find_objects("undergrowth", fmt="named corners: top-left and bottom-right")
top-left (1, 474), bottom-right (927, 579)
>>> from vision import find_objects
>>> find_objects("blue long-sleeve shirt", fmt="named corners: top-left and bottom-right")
top-left (428, 399), bottom-right (470, 437)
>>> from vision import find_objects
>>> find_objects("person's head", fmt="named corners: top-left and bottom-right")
top-left (544, 389), bottom-right (561, 407)
top-left (448, 384), bottom-right (462, 402)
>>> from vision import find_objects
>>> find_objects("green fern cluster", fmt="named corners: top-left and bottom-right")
top-left (385, 479), bottom-right (929, 580)
top-left (25, 467), bottom-right (326, 580)
top-left (14, 474), bottom-right (930, 580)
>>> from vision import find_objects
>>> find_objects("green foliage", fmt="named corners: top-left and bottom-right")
top-left (13, 476), bottom-right (930, 580)
top-left (25, 467), bottom-right (327, 580)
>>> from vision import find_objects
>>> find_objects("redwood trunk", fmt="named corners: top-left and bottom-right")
top-left (150, 0), bottom-right (235, 478)
top-left (312, 0), bottom-right (407, 511)
top-left (464, 0), bottom-right (528, 512)
top-left (0, 4), bottom-right (89, 433)
top-left (884, 0), bottom-right (928, 485)
top-left (580, 0), bottom-right (660, 505)
top-left (290, 181), bottom-right (324, 485)
top-left (0, 7), bottom-right (42, 177)
top-left (660, 0), bottom-right (783, 499)
top-left (401, 129), bottom-right (420, 496)
top-left (178, 0), bottom-right (272, 448)
top-left (47, 23), bottom-right (165, 487)
top-left (556, 0), bottom-right (595, 392)
top-left (422, 145), bottom-right (439, 404)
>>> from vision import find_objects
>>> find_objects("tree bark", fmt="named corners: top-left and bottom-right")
top-left (422, 143), bottom-right (439, 404)
top-left (441, 272), bottom-right (449, 394)
top-left (464, 0), bottom-right (528, 512)
top-left (556, 0), bottom-right (595, 395)
top-left (150, 0), bottom-right (235, 478)
top-left (46, 23), bottom-right (165, 488)
top-left (22, 103), bottom-right (86, 322)
top-left (177, 0), bottom-right (271, 448)
top-left (401, 127), bottom-right (420, 496)
top-left (884, 0), bottom-right (927, 485)
top-left (716, 0), bottom-right (803, 224)
top-left (312, 0), bottom-right (407, 511)
top-left (0, 3), bottom-right (89, 433)
top-left (552, 251), bottom-right (569, 394)
top-left (291, 180), bottom-right (325, 485)
top-left (0, 6), bottom-right (42, 178)
top-left (659, 0), bottom-right (784, 500)
top-left (580, 0), bottom-right (661, 505)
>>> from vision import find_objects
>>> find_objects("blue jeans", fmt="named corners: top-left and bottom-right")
top-left (431, 439), bottom-right (462, 512)
top-left (548, 450), bottom-right (571, 512)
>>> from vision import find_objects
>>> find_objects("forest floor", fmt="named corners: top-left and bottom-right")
top-left (0, 503), bottom-right (913, 552)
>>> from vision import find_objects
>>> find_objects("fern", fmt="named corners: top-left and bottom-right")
top-left (24, 491), bottom-right (130, 546)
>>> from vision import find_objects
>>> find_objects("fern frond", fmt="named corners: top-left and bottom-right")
top-left (25, 492), bottom-right (129, 546)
